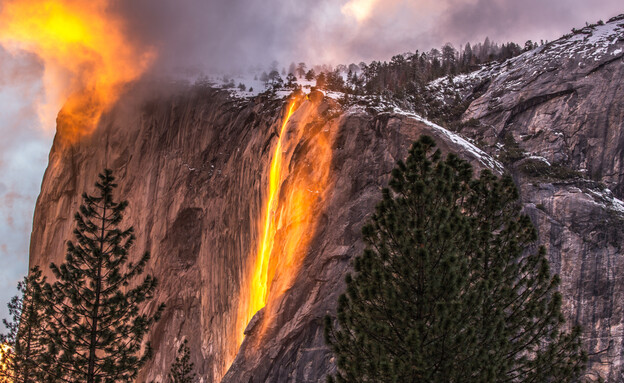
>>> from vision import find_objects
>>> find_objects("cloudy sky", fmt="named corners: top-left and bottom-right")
top-left (113, 0), bottom-right (623, 71)
top-left (0, 0), bottom-right (621, 320)
top-left (0, 45), bottom-right (49, 321)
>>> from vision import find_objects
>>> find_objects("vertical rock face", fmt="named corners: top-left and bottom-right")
top-left (29, 85), bottom-right (497, 382)
top-left (32, 85), bottom-right (271, 381)
top-left (457, 16), bottom-right (624, 381)
top-left (463, 18), bottom-right (624, 196)
top-left (28, 15), bottom-right (624, 382)
top-left (222, 107), bottom-right (498, 383)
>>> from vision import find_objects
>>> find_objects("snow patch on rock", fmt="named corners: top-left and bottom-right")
top-left (346, 103), bottom-right (505, 173)
top-left (586, 188), bottom-right (624, 216)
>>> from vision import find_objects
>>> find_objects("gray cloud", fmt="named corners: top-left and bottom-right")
top-left (437, 0), bottom-right (624, 48)
top-left (110, 0), bottom-right (623, 72)
top-left (114, 0), bottom-right (332, 73)
top-left (0, 46), bottom-right (50, 321)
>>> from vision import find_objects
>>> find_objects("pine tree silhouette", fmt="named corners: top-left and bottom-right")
top-left (0, 267), bottom-right (48, 383)
top-left (43, 169), bottom-right (164, 382)
top-left (168, 339), bottom-right (196, 383)
top-left (325, 136), bottom-right (586, 382)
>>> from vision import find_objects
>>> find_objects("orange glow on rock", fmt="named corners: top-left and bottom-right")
top-left (0, 343), bottom-right (12, 380)
top-left (233, 101), bottom-right (298, 357)
top-left (232, 96), bottom-right (336, 367)
top-left (248, 101), bottom-right (298, 321)
top-left (0, 0), bottom-right (154, 143)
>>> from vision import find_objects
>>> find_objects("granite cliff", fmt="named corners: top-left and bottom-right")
top-left (29, 15), bottom-right (624, 382)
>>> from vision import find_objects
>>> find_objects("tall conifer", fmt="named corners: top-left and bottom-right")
top-left (325, 136), bottom-right (586, 382)
top-left (0, 267), bottom-right (48, 383)
top-left (168, 339), bottom-right (196, 383)
top-left (44, 169), bottom-right (164, 382)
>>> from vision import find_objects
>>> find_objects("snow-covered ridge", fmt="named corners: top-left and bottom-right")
top-left (345, 103), bottom-right (505, 173)
top-left (394, 108), bottom-right (505, 173)
top-left (586, 188), bottom-right (624, 216)
top-left (427, 15), bottom-right (624, 102)
top-left (208, 73), bottom-right (504, 175)
top-left (525, 156), bottom-right (552, 166)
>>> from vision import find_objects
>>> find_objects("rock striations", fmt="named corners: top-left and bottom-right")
top-left (29, 15), bottom-right (624, 382)
top-left (459, 16), bottom-right (624, 381)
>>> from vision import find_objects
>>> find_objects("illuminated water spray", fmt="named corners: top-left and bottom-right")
top-left (248, 102), bottom-right (298, 320)
top-left (232, 96), bottom-right (336, 365)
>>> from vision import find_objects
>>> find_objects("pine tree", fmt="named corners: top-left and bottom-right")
top-left (285, 73), bottom-right (298, 90)
top-left (267, 70), bottom-right (284, 90)
top-left (316, 72), bottom-right (327, 89)
top-left (325, 136), bottom-right (586, 382)
top-left (305, 69), bottom-right (316, 82)
top-left (296, 62), bottom-right (307, 78)
top-left (167, 339), bottom-right (196, 383)
top-left (0, 267), bottom-right (48, 383)
top-left (44, 169), bottom-right (164, 382)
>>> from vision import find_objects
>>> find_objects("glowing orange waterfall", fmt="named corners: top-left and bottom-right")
top-left (248, 101), bottom-right (297, 325)
top-left (232, 101), bottom-right (298, 355)
top-left (232, 96), bottom-right (336, 367)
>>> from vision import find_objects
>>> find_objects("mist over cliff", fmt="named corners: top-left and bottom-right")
top-left (26, 14), bottom-right (624, 382)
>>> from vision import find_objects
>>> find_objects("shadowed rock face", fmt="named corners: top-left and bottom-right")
top-left (30, 85), bottom-right (495, 382)
top-left (463, 21), bottom-right (624, 197)
top-left (458, 17), bottom-right (624, 382)
top-left (29, 16), bottom-right (624, 383)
